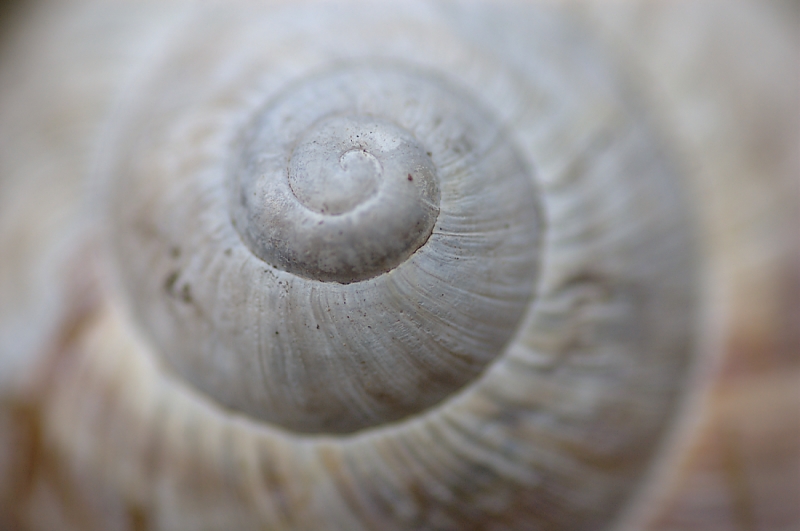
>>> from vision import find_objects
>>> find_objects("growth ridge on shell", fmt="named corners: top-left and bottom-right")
top-left (233, 110), bottom-right (442, 284)
top-left (114, 62), bottom-right (544, 433)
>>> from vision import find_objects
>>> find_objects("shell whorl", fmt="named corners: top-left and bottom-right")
top-left (232, 67), bottom-right (448, 284)
top-left (111, 62), bottom-right (541, 433)
top-left (4, 1), bottom-right (799, 530)
top-left (83, 3), bottom-right (699, 529)
top-left (231, 65), bottom-right (541, 287)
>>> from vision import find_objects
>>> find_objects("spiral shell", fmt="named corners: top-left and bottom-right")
top-left (111, 61), bottom-right (542, 434)
top-left (90, 3), bottom-right (698, 527)
top-left (1, 1), bottom-right (796, 530)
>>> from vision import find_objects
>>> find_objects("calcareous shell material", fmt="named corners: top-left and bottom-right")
top-left (0, 1), bottom-right (797, 531)
top-left (110, 60), bottom-right (544, 434)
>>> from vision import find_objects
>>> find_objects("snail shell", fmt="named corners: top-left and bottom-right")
top-left (111, 61), bottom-right (543, 434)
top-left (0, 1), bottom-right (796, 530)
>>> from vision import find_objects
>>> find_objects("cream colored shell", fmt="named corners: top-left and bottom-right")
top-left (110, 60), bottom-right (543, 434)
top-left (0, 1), bottom-right (796, 531)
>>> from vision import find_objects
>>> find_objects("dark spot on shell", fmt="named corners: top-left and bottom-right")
top-left (164, 270), bottom-right (179, 294)
top-left (180, 283), bottom-right (193, 304)
top-left (407, 174), bottom-right (413, 181)
top-left (224, 248), bottom-right (232, 257)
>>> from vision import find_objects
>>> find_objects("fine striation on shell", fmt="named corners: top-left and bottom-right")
top-left (0, 1), bottom-right (796, 531)
top-left (111, 61), bottom-right (543, 434)
top-left (4, 2), bottom-right (696, 529)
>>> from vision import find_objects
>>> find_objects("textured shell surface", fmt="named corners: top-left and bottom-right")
top-left (0, 1), bottom-right (797, 531)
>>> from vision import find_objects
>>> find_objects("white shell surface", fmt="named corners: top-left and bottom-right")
top-left (96, 3), bottom-right (697, 526)
top-left (3, 0), bottom-right (773, 530)
top-left (111, 57), bottom-right (543, 433)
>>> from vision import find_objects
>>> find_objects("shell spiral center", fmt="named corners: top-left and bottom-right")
top-left (234, 111), bottom-right (440, 283)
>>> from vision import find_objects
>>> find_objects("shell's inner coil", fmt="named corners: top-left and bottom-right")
top-left (113, 64), bottom-right (543, 433)
top-left (237, 113), bottom-right (441, 283)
